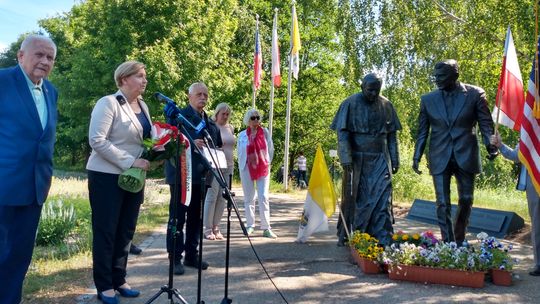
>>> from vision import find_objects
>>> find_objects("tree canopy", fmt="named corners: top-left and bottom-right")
top-left (2, 0), bottom-right (538, 193)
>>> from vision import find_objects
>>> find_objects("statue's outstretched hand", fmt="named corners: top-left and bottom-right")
top-left (412, 159), bottom-right (422, 175)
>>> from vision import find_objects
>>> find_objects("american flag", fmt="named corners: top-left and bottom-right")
top-left (518, 36), bottom-right (540, 194)
top-left (253, 19), bottom-right (262, 90)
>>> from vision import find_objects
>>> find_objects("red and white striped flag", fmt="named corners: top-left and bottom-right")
top-left (253, 19), bottom-right (263, 90)
top-left (518, 36), bottom-right (540, 194)
top-left (271, 10), bottom-right (281, 87)
top-left (492, 27), bottom-right (524, 131)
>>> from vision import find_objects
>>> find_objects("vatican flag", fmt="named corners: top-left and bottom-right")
top-left (296, 145), bottom-right (336, 243)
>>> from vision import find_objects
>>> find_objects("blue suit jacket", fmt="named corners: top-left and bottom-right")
top-left (0, 65), bottom-right (58, 206)
top-left (165, 105), bottom-right (222, 185)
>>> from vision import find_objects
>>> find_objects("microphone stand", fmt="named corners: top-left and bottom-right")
top-left (176, 114), bottom-right (247, 304)
top-left (201, 130), bottom-right (246, 304)
top-left (145, 119), bottom-right (188, 304)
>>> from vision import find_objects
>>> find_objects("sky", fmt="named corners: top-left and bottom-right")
top-left (0, 0), bottom-right (77, 51)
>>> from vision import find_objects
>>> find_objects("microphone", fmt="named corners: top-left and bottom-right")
top-left (116, 95), bottom-right (126, 105)
top-left (154, 92), bottom-right (175, 104)
top-left (157, 92), bottom-right (206, 135)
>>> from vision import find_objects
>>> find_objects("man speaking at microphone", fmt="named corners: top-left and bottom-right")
top-left (164, 82), bottom-right (222, 275)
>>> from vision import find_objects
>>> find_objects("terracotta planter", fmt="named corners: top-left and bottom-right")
top-left (491, 269), bottom-right (512, 286)
top-left (388, 264), bottom-right (485, 288)
top-left (350, 248), bottom-right (381, 274)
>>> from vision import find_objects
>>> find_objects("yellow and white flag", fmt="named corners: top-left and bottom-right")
top-left (291, 4), bottom-right (301, 79)
top-left (296, 145), bottom-right (336, 243)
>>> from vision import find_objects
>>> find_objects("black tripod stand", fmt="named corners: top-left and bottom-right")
top-left (200, 133), bottom-right (247, 304)
top-left (145, 121), bottom-right (188, 304)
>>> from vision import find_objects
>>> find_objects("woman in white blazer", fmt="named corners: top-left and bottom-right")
top-left (86, 61), bottom-right (151, 303)
top-left (238, 108), bottom-right (276, 238)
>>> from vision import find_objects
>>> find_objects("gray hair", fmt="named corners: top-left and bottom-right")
top-left (243, 108), bottom-right (262, 126)
top-left (20, 34), bottom-right (57, 57)
top-left (212, 102), bottom-right (232, 120)
top-left (188, 82), bottom-right (208, 94)
top-left (114, 60), bottom-right (145, 88)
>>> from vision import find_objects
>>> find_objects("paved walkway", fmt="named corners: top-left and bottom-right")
top-left (78, 188), bottom-right (539, 304)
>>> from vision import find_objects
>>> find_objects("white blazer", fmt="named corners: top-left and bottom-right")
top-left (86, 91), bottom-right (152, 174)
top-left (237, 127), bottom-right (274, 172)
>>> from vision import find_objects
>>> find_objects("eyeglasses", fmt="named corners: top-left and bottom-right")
top-left (250, 116), bottom-right (260, 121)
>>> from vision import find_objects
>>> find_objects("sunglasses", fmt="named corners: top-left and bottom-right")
top-left (250, 116), bottom-right (260, 121)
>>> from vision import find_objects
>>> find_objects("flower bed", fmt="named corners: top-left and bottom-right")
top-left (348, 231), bottom-right (384, 274)
top-left (388, 264), bottom-right (485, 288)
top-left (350, 247), bottom-right (381, 274)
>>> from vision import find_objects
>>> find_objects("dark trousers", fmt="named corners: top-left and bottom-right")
top-left (0, 203), bottom-right (42, 304)
top-left (432, 157), bottom-right (475, 244)
top-left (167, 184), bottom-right (203, 263)
top-left (88, 170), bottom-right (143, 292)
top-left (297, 170), bottom-right (307, 185)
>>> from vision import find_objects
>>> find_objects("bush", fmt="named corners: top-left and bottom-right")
top-left (36, 200), bottom-right (77, 246)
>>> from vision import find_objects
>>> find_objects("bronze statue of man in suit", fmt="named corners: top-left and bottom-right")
top-left (331, 73), bottom-right (401, 246)
top-left (413, 59), bottom-right (498, 245)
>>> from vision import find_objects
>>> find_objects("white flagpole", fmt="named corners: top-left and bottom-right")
top-left (269, 9), bottom-right (278, 137)
top-left (283, 3), bottom-right (296, 191)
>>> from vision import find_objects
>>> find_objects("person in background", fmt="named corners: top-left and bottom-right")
top-left (164, 82), bottom-right (222, 275)
top-left (490, 132), bottom-right (540, 276)
top-left (237, 109), bottom-right (276, 238)
top-left (203, 103), bottom-right (236, 240)
top-left (0, 34), bottom-right (58, 304)
top-left (86, 61), bottom-right (151, 303)
top-left (296, 151), bottom-right (308, 188)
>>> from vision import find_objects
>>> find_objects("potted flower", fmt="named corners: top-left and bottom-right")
top-left (477, 232), bottom-right (516, 286)
top-left (348, 231), bottom-right (383, 274)
top-left (391, 230), bottom-right (439, 248)
top-left (391, 230), bottom-right (422, 246)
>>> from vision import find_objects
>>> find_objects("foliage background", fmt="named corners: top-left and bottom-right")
top-left (1, 0), bottom-right (536, 201)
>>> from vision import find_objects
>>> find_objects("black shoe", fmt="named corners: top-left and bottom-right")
top-left (529, 267), bottom-right (540, 276)
top-left (174, 262), bottom-right (185, 275)
top-left (184, 257), bottom-right (209, 270)
top-left (129, 244), bottom-right (142, 255)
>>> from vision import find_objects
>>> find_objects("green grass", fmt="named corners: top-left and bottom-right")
top-left (23, 176), bottom-right (171, 302)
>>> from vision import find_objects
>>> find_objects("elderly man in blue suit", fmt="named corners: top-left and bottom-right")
top-left (0, 34), bottom-right (58, 304)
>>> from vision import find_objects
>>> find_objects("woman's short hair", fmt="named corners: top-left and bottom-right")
top-left (243, 108), bottom-right (262, 126)
top-left (114, 60), bottom-right (145, 88)
top-left (212, 102), bottom-right (232, 120)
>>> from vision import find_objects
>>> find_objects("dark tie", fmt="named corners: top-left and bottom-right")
top-left (443, 91), bottom-right (454, 117)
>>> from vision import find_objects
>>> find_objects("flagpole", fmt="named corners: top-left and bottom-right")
top-left (283, 3), bottom-right (296, 191)
top-left (252, 14), bottom-right (259, 109)
top-left (535, 1), bottom-right (539, 118)
top-left (269, 8), bottom-right (278, 137)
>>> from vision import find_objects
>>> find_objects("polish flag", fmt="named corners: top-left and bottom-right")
top-left (492, 26), bottom-right (524, 131)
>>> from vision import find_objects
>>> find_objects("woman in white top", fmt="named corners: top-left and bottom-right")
top-left (203, 103), bottom-right (236, 240)
top-left (86, 61), bottom-right (150, 302)
top-left (237, 109), bottom-right (276, 238)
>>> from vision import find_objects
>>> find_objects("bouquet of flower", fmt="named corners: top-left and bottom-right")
top-left (348, 231), bottom-right (384, 261)
top-left (118, 122), bottom-right (186, 193)
top-left (477, 232), bottom-right (516, 271)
